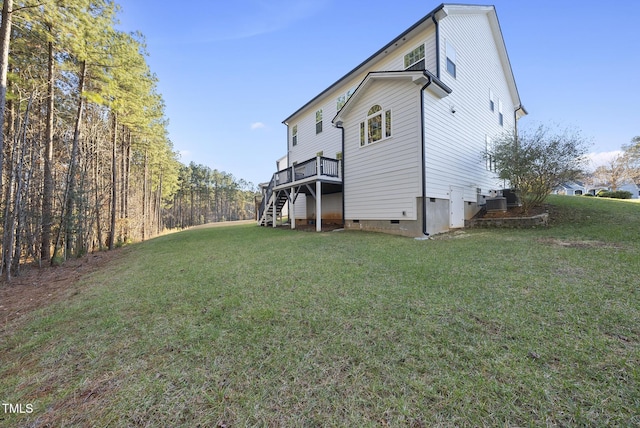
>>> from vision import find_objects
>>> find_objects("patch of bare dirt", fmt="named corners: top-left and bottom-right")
top-left (536, 238), bottom-right (622, 249)
top-left (0, 249), bottom-right (126, 329)
top-left (276, 222), bottom-right (344, 232)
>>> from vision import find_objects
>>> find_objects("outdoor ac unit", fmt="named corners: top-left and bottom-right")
top-left (502, 188), bottom-right (521, 207)
top-left (486, 197), bottom-right (507, 212)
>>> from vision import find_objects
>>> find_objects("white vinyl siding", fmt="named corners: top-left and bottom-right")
top-left (286, 26), bottom-right (437, 168)
top-left (279, 6), bottom-right (523, 236)
top-left (288, 100), bottom-right (341, 166)
top-left (425, 12), bottom-right (516, 202)
top-left (343, 79), bottom-right (421, 220)
top-left (376, 27), bottom-right (437, 73)
top-left (293, 194), bottom-right (307, 219)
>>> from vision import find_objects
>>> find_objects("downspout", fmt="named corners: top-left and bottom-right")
top-left (285, 122), bottom-right (291, 221)
top-left (420, 75), bottom-right (433, 238)
top-left (418, 14), bottom-right (441, 238)
top-left (336, 122), bottom-right (345, 226)
top-left (432, 14), bottom-right (440, 79)
top-left (285, 123), bottom-right (291, 169)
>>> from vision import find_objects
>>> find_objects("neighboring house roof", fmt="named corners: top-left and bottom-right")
top-left (283, 3), bottom-right (525, 125)
top-left (558, 181), bottom-right (586, 190)
top-left (619, 181), bottom-right (640, 191)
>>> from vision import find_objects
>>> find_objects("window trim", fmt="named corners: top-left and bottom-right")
top-left (360, 104), bottom-right (392, 147)
top-left (292, 125), bottom-right (298, 146)
top-left (336, 87), bottom-right (356, 111)
top-left (446, 40), bottom-right (456, 78)
top-left (315, 109), bottom-right (323, 134)
top-left (404, 43), bottom-right (425, 70)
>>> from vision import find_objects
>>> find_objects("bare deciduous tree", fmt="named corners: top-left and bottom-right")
top-left (486, 125), bottom-right (590, 212)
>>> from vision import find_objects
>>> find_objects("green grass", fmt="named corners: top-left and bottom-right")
top-left (1, 195), bottom-right (639, 427)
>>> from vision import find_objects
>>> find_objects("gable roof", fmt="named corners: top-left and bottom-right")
top-left (557, 181), bottom-right (586, 191)
top-left (283, 4), bottom-right (445, 125)
top-left (283, 3), bottom-right (525, 125)
top-left (332, 70), bottom-right (451, 125)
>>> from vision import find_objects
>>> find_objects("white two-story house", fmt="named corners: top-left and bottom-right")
top-left (258, 3), bottom-right (526, 237)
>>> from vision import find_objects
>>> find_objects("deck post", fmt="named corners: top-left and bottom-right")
top-left (272, 192), bottom-right (277, 228)
top-left (290, 193), bottom-right (296, 229)
top-left (316, 180), bottom-right (322, 232)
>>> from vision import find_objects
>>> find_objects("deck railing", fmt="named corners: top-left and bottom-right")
top-left (258, 156), bottom-right (341, 222)
top-left (258, 174), bottom-right (276, 221)
top-left (293, 158), bottom-right (317, 182)
top-left (276, 156), bottom-right (340, 186)
top-left (319, 157), bottom-right (339, 177)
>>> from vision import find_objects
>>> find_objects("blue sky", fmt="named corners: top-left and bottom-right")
top-left (116, 0), bottom-right (640, 187)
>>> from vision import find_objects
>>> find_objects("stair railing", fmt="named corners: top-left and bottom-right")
top-left (258, 173), bottom-right (276, 223)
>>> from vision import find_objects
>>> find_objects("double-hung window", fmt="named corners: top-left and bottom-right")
top-left (336, 87), bottom-right (355, 111)
top-left (446, 40), bottom-right (456, 78)
top-left (404, 44), bottom-right (425, 70)
top-left (360, 105), bottom-right (392, 146)
top-left (315, 109), bottom-right (323, 134)
top-left (292, 125), bottom-right (298, 146)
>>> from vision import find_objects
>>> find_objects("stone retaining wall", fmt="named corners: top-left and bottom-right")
top-left (465, 213), bottom-right (549, 229)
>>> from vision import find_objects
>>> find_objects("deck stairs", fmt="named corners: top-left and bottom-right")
top-left (258, 188), bottom-right (288, 226)
top-left (258, 172), bottom-right (290, 226)
top-left (257, 156), bottom-right (342, 227)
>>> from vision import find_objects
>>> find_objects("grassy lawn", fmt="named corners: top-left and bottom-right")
top-left (1, 195), bottom-right (639, 427)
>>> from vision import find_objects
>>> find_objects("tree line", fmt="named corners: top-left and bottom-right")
top-left (169, 162), bottom-right (256, 229)
top-left (0, 1), bottom-right (257, 280)
top-left (589, 136), bottom-right (640, 192)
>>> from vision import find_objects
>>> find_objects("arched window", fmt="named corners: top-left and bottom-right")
top-left (368, 105), bottom-right (382, 115)
top-left (360, 104), bottom-right (391, 146)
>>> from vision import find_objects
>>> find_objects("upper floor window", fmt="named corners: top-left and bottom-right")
top-left (498, 100), bottom-right (504, 126)
top-left (489, 89), bottom-right (495, 112)
top-left (316, 109), bottom-right (323, 134)
top-left (292, 125), bottom-right (298, 146)
top-left (446, 40), bottom-right (456, 78)
top-left (360, 104), bottom-right (392, 146)
top-left (336, 87), bottom-right (356, 111)
top-left (404, 44), bottom-right (425, 71)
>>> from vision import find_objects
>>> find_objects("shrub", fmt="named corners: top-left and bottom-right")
top-left (485, 125), bottom-right (590, 213)
top-left (598, 190), bottom-right (633, 199)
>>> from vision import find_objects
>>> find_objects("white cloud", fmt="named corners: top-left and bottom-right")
top-left (585, 150), bottom-right (623, 170)
top-left (193, 0), bottom-right (332, 43)
top-left (251, 122), bottom-right (266, 130)
top-left (177, 150), bottom-right (192, 160)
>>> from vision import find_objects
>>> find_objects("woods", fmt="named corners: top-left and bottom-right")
top-left (0, 1), bottom-right (256, 280)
